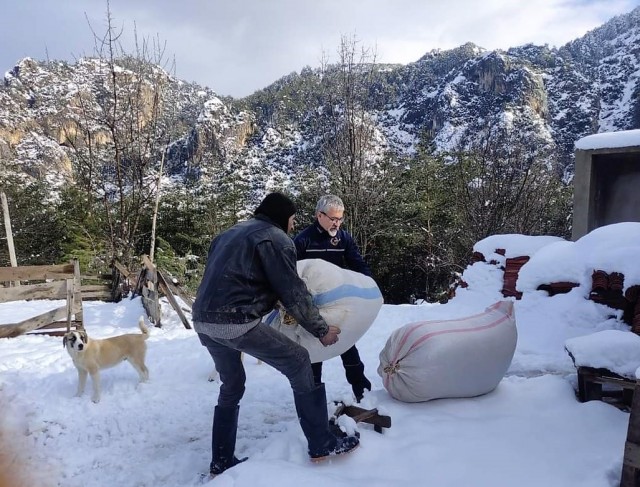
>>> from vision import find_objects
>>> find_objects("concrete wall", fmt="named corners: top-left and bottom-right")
top-left (572, 146), bottom-right (640, 240)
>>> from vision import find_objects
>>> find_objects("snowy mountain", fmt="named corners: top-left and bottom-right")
top-left (1, 7), bottom-right (638, 192)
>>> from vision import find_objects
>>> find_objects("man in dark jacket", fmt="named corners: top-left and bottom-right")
top-left (294, 194), bottom-right (373, 402)
top-left (192, 192), bottom-right (359, 477)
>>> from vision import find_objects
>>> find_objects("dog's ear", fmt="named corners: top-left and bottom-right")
top-left (80, 331), bottom-right (88, 343)
top-left (63, 335), bottom-right (68, 348)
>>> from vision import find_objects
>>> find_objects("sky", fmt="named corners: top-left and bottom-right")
top-left (1, 0), bottom-right (639, 98)
top-left (3, 222), bottom-right (640, 486)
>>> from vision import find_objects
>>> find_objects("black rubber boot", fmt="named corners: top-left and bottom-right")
top-left (210, 405), bottom-right (248, 476)
top-left (294, 384), bottom-right (359, 461)
top-left (344, 362), bottom-right (372, 402)
top-left (311, 362), bottom-right (323, 385)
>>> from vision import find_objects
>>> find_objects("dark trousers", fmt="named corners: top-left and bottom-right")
top-left (311, 344), bottom-right (364, 384)
top-left (198, 323), bottom-right (316, 408)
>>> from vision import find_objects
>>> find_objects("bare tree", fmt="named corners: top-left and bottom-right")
top-left (446, 121), bottom-right (572, 249)
top-left (62, 5), bottom-right (176, 266)
top-left (318, 35), bottom-right (401, 255)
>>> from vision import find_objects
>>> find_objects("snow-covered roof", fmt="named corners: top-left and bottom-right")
top-left (575, 129), bottom-right (640, 150)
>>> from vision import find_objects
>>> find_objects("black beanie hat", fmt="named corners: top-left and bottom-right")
top-left (254, 192), bottom-right (297, 231)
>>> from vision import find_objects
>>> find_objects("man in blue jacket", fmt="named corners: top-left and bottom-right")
top-left (294, 194), bottom-right (373, 402)
top-left (192, 192), bottom-right (359, 477)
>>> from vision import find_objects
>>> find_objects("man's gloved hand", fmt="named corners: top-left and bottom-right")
top-left (320, 325), bottom-right (341, 346)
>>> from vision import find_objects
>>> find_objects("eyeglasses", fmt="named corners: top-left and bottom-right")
top-left (320, 211), bottom-right (344, 224)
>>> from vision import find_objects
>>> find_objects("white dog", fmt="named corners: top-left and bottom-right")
top-left (63, 317), bottom-right (150, 403)
top-left (207, 353), bottom-right (262, 382)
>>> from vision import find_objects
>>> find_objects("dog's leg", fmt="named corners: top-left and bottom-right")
top-left (76, 369), bottom-right (88, 397)
top-left (241, 351), bottom-right (262, 366)
top-left (130, 360), bottom-right (149, 382)
top-left (208, 367), bottom-right (219, 382)
top-left (88, 367), bottom-right (101, 403)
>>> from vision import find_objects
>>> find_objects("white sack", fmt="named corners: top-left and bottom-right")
top-left (378, 300), bottom-right (517, 403)
top-left (265, 259), bottom-right (383, 363)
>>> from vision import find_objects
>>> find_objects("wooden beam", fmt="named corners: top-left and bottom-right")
top-left (81, 284), bottom-right (112, 293)
top-left (33, 321), bottom-right (82, 330)
top-left (158, 270), bottom-right (194, 308)
top-left (0, 306), bottom-right (68, 338)
top-left (1, 191), bottom-right (19, 287)
top-left (65, 279), bottom-right (73, 332)
top-left (0, 280), bottom-right (67, 303)
top-left (81, 291), bottom-right (112, 300)
top-left (157, 271), bottom-right (191, 329)
top-left (0, 263), bottom-right (75, 283)
top-left (72, 259), bottom-right (83, 329)
top-left (112, 260), bottom-right (132, 279)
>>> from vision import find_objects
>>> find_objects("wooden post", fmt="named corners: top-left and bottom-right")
top-left (1, 191), bottom-right (19, 286)
top-left (65, 279), bottom-right (73, 332)
top-left (141, 255), bottom-right (161, 326)
top-left (72, 259), bottom-right (83, 329)
top-left (157, 270), bottom-right (191, 329)
top-left (622, 381), bottom-right (640, 486)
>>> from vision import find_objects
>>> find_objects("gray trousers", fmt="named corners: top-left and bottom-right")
top-left (198, 322), bottom-right (317, 408)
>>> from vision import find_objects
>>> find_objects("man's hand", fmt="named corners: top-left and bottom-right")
top-left (319, 326), bottom-right (341, 346)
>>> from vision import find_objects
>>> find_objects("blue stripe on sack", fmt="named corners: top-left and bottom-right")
top-left (313, 285), bottom-right (382, 307)
top-left (264, 310), bottom-right (279, 326)
top-left (265, 286), bottom-right (381, 327)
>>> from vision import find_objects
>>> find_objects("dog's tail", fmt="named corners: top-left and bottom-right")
top-left (138, 316), bottom-right (149, 339)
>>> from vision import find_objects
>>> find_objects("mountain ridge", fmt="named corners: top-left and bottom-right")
top-left (1, 6), bottom-right (639, 195)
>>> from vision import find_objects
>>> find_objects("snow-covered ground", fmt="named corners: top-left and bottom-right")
top-left (2, 223), bottom-right (640, 487)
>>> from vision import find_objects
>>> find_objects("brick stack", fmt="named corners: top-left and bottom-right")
top-left (501, 256), bottom-right (530, 299)
top-left (589, 270), bottom-right (640, 330)
top-left (589, 270), bottom-right (628, 311)
top-left (623, 284), bottom-right (640, 333)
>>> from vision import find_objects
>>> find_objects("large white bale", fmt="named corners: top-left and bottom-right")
top-left (378, 300), bottom-right (517, 403)
top-left (265, 259), bottom-right (383, 363)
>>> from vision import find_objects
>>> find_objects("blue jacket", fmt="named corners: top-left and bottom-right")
top-left (192, 215), bottom-right (329, 338)
top-left (294, 221), bottom-right (371, 277)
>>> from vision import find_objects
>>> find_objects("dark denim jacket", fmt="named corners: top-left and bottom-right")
top-left (192, 215), bottom-right (328, 338)
top-left (293, 221), bottom-right (371, 276)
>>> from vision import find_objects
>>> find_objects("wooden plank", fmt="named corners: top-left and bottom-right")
top-left (65, 279), bottom-right (73, 332)
top-left (0, 306), bottom-right (68, 338)
top-left (0, 263), bottom-right (75, 282)
top-left (1, 192), bottom-right (17, 268)
top-left (81, 284), bottom-right (112, 292)
top-left (1, 191), bottom-right (19, 287)
top-left (621, 382), bottom-right (640, 487)
top-left (142, 287), bottom-right (157, 300)
top-left (28, 330), bottom-right (69, 337)
top-left (131, 268), bottom-right (146, 298)
top-left (626, 383), bottom-right (640, 444)
top-left (342, 405), bottom-right (392, 429)
top-left (142, 297), bottom-right (160, 326)
top-left (157, 273), bottom-right (191, 329)
top-left (590, 375), bottom-right (636, 389)
top-left (158, 271), bottom-right (194, 308)
top-left (81, 274), bottom-right (113, 281)
top-left (32, 320), bottom-right (82, 330)
top-left (0, 280), bottom-right (67, 302)
top-left (142, 255), bottom-right (156, 281)
top-left (113, 260), bottom-right (132, 279)
top-left (81, 291), bottom-right (112, 300)
top-left (624, 441), bottom-right (640, 470)
top-left (72, 259), bottom-right (83, 329)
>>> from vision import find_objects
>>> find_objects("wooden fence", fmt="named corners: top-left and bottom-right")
top-left (129, 255), bottom-right (192, 329)
top-left (0, 260), bottom-right (83, 338)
